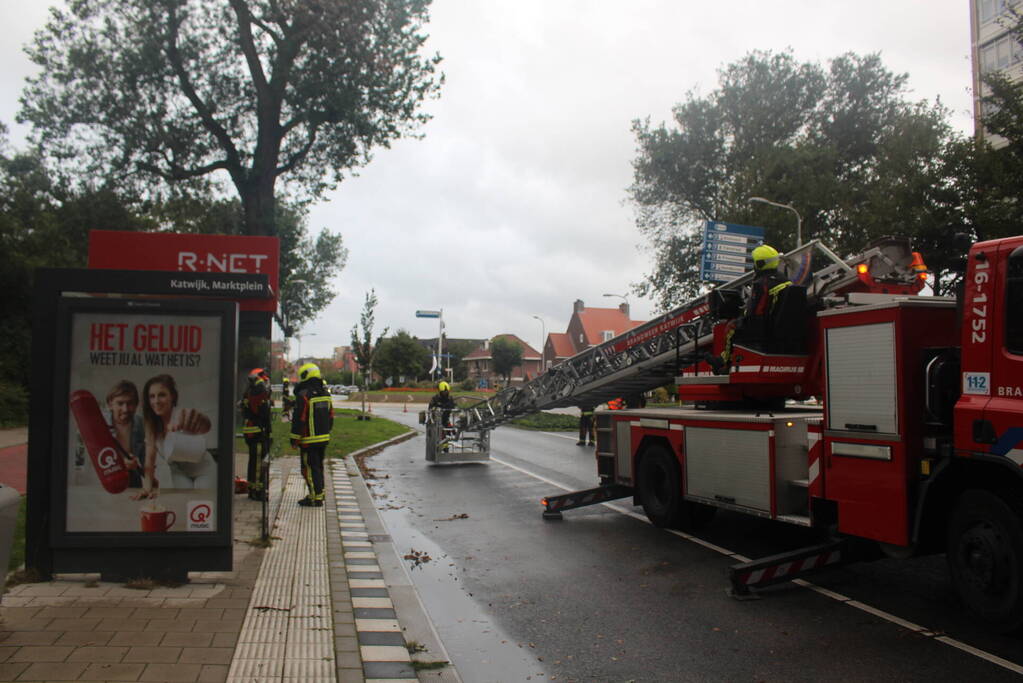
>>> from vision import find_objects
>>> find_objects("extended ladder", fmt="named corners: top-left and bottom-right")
top-left (449, 237), bottom-right (921, 435)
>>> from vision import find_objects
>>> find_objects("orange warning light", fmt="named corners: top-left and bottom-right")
top-left (856, 264), bottom-right (868, 275)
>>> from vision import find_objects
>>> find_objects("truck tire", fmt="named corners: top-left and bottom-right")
top-left (947, 489), bottom-right (1023, 631)
top-left (637, 446), bottom-right (684, 528)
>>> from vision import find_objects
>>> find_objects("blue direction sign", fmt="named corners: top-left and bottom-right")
top-left (415, 309), bottom-right (441, 318)
top-left (700, 221), bottom-right (765, 283)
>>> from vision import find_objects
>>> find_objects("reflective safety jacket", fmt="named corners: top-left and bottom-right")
top-left (745, 270), bottom-right (791, 318)
top-left (241, 385), bottom-right (272, 441)
top-left (290, 379), bottom-right (333, 446)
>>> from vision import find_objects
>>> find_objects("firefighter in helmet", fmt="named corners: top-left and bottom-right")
top-left (239, 368), bottom-right (272, 500)
top-left (429, 380), bottom-right (456, 427)
top-left (290, 362), bottom-right (333, 507)
top-left (715, 244), bottom-right (792, 372)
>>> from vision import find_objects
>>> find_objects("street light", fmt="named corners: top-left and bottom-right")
top-left (295, 332), bottom-right (317, 363)
top-left (748, 196), bottom-right (802, 247)
top-left (532, 315), bottom-right (546, 370)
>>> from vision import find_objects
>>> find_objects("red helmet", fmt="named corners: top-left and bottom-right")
top-left (248, 368), bottom-right (269, 384)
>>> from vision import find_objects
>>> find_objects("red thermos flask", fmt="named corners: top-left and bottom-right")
top-left (69, 390), bottom-right (130, 494)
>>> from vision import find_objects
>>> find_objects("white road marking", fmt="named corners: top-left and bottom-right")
top-left (490, 454), bottom-right (1023, 677)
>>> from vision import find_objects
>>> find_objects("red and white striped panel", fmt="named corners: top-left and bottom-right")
top-left (736, 549), bottom-right (843, 588)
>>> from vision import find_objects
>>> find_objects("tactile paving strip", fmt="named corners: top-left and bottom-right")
top-left (227, 465), bottom-right (335, 683)
top-left (331, 465), bottom-right (418, 683)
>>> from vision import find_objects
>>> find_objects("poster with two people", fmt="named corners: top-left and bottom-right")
top-left (63, 301), bottom-right (227, 535)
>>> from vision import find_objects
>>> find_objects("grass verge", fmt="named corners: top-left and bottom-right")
top-left (235, 408), bottom-right (411, 460)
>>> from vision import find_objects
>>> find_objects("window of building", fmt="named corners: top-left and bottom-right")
top-left (602, 330), bottom-right (614, 342)
top-left (979, 0), bottom-right (1020, 25)
top-left (1007, 246), bottom-right (1023, 355)
top-left (579, 333), bottom-right (584, 343)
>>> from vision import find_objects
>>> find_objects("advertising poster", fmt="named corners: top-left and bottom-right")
top-left (64, 309), bottom-right (222, 534)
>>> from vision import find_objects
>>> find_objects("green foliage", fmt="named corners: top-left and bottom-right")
top-left (275, 204), bottom-right (348, 336)
top-left (0, 135), bottom-right (154, 422)
top-left (350, 290), bottom-right (389, 383)
top-left (489, 336), bottom-right (523, 384)
top-left (375, 330), bottom-right (430, 385)
top-left (629, 50), bottom-right (957, 309)
top-left (20, 0), bottom-right (444, 236)
top-left (508, 411), bottom-right (578, 431)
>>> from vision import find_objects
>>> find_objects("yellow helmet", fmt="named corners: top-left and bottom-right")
top-left (438, 381), bottom-right (450, 392)
top-left (298, 362), bottom-right (321, 382)
top-left (752, 244), bottom-right (780, 271)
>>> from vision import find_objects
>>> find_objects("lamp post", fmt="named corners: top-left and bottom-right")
top-left (532, 315), bottom-right (546, 371)
top-left (748, 196), bottom-right (802, 247)
top-left (295, 332), bottom-right (317, 363)
top-left (603, 293), bottom-right (629, 317)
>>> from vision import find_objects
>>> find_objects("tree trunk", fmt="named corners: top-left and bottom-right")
top-left (239, 178), bottom-right (278, 236)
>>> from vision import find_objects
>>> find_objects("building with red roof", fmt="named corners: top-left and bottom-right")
top-left (542, 300), bottom-right (644, 369)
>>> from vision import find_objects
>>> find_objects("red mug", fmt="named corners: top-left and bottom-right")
top-left (140, 508), bottom-right (176, 532)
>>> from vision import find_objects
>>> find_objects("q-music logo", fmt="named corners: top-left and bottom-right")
top-left (97, 447), bottom-right (119, 471)
top-left (187, 501), bottom-right (214, 531)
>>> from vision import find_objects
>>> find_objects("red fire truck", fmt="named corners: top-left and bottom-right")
top-left (541, 236), bottom-right (1023, 630)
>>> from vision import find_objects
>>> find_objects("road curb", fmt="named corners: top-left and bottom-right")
top-left (343, 431), bottom-right (461, 682)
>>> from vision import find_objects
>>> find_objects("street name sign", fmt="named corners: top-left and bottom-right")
top-left (700, 221), bottom-right (765, 283)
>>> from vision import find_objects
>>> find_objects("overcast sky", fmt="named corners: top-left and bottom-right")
top-left (1, 1), bottom-right (975, 361)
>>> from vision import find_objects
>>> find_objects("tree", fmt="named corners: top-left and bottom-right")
top-left (20, 0), bottom-right (443, 236)
top-left (629, 50), bottom-right (957, 309)
top-left (350, 289), bottom-right (389, 389)
top-left (274, 205), bottom-right (348, 336)
top-left (374, 330), bottom-right (429, 384)
top-left (490, 336), bottom-right (523, 386)
top-left (0, 126), bottom-right (155, 422)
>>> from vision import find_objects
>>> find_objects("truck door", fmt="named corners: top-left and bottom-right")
top-left (985, 241), bottom-right (1023, 465)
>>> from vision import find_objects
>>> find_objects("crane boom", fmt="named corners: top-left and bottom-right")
top-left (444, 236), bottom-right (924, 437)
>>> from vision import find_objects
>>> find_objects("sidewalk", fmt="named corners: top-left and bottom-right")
top-left (0, 430), bottom-right (457, 682)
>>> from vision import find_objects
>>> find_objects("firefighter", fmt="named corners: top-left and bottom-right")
top-left (239, 368), bottom-right (272, 500)
top-left (577, 405), bottom-right (594, 446)
top-left (429, 380), bottom-right (456, 427)
top-left (290, 362), bottom-right (333, 507)
top-left (714, 244), bottom-right (792, 373)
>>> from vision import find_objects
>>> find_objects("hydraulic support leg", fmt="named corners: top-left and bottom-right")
top-left (728, 537), bottom-right (849, 597)
top-left (541, 484), bottom-right (633, 520)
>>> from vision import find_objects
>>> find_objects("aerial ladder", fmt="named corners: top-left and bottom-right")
top-left (424, 236), bottom-right (926, 461)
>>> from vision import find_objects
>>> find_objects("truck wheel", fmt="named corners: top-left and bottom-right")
top-left (947, 489), bottom-right (1023, 631)
top-left (637, 446), bottom-right (684, 528)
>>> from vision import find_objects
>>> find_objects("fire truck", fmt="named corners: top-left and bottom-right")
top-left (446, 235), bottom-right (1023, 630)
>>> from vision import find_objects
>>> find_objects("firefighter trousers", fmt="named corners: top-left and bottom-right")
top-left (246, 436), bottom-right (268, 491)
top-left (300, 443), bottom-right (326, 500)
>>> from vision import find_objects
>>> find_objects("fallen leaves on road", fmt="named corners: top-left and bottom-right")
top-left (433, 513), bottom-right (470, 521)
top-left (403, 548), bottom-right (432, 569)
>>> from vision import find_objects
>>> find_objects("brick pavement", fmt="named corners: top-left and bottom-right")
top-left (0, 433), bottom-right (459, 683)
top-left (0, 453), bottom-right (263, 682)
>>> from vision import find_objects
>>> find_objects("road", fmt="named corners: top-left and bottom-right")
top-left (359, 404), bottom-right (1023, 682)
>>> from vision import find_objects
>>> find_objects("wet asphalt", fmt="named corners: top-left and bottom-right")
top-left (359, 405), bottom-right (1023, 682)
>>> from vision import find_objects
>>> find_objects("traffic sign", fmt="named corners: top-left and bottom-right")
top-left (416, 310), bottom-right (441, 318)
top-left (700, 221), bottom-right (765, 283)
